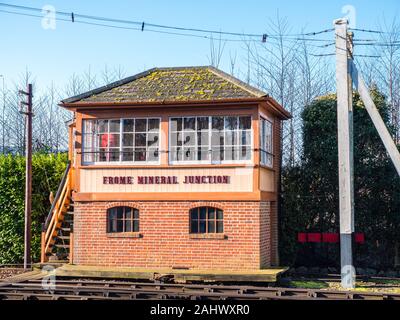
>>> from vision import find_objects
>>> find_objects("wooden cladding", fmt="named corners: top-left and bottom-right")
top-left (69, 102), bottom-right (281, 200)
top-left (79, 167), bottom-right (253, 194)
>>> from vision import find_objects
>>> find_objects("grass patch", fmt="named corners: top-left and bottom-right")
top-left (287, 280), bottom-right (329, 289)
top-left (369, 279), bottom-right (400, 286)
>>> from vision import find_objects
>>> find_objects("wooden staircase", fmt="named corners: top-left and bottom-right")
top-left (41, 162), bottom-right (74, 263)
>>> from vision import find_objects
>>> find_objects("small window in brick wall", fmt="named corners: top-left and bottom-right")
top-left (190, 207), bottom-right (223, 234)
top-left (107, 207), bottom-right (139, 233)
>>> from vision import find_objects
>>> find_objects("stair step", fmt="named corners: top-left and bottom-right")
top-left (58, 236), bottom-right (70, 240)
top-left (61, 228), bottom-right (71, 231)
top-left (65, 211), bottom-right (74, 214)
top-left (54, 244), bottom-right (70, 249)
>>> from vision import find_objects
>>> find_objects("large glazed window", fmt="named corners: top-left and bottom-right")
top-left (82, 118), bottom-right (160, 164)
top-left (107, 207), bottom-right (139, 233)
top-left (169, 116), bottom-right (251, 164)
top-left (189, 207), bottom-right (223, 234)
top-left (260, 117), bottom-right (273, 167)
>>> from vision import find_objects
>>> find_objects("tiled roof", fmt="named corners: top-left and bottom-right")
top-left (62, 66), bottom-right (267, 104)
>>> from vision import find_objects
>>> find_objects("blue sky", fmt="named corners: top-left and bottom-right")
top-left (0, 0), bottom-right (399, 94)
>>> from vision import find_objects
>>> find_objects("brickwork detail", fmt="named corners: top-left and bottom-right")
top-left (73, 201), bottom-right (273, 270)
top-left (270, 118), bottom-right (282, 266)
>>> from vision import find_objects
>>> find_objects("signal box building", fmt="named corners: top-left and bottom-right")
top-left (42, 66), bottom-right (290, 273)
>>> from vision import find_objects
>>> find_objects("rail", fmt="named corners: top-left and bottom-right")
top-left (1, 278), bottom-right (400, 300)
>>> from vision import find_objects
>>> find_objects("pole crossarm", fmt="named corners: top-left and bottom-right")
top-left (350, 61), bottom-right (400, 177)
top-left (18, 90), bottom-right (30, 96)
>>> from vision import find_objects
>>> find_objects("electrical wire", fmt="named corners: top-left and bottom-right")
top-left (0, 7), bottom-right (336, 46)
top-left (353, 42), bottom-right (400, 47)
top-left (0, 2), bottom-right (390, 59)
top-left (0, 9), bottom-right (247, 42)
top-left (349, 27), bottom-right (382, 34)
top-left (353, 54), bottom-right (381, 58)
top-left (309, 53), bottom-right (335, 57)
top-left (0, 2), bottom-right (334, 41)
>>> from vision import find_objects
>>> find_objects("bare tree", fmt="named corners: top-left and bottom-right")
top-left (245, 13), bottom-right (301, 166)
top-left (114, 65), bottom-right (126, 80)
top-left (229, 51), bottom-right (237, 76)
top-left (83, 65), bottom-right (97, 92)
top-left (363, 17), bottom-right (400, 143)
top-left (244, 14), bottom-right (335, 166)
top-left (0, 64), bottom-right (131, 155)
top-left (65, 73), bottom-right (84, 98)
top-left (208, 34), bottom-right (226, 68)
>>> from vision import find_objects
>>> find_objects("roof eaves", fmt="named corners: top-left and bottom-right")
top-left (266, 97), bottom-right (292, 120)
top-left (60, 97), bottom-right (265, 109)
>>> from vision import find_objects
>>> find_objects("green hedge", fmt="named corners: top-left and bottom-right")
top-left (0, 153), bottom-right (68, 263)
top-left (1, 92), bottom-right (399, 269)
top-left (280, 90), bottom-right (400, 268)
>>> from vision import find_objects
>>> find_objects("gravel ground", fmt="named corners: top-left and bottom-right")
top-left (281, 277), bottom-right (400, 293)
top-left (0, 268), bottom-right (26, 280)
top-left (327, 280), bottom-right (400, 293)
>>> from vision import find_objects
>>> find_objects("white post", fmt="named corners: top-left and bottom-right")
top-left (350, 60), bottom-right (400, 176)
top-left (334, 18), bottom-right (356, 289)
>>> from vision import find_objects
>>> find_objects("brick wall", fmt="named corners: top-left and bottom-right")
top-left (259, 201), bottom-right (270, 268)
top-left (72, 201), bottom-right (272, 271)
top-left (270, 118), bottom-right (282, 266)
top-left (269, 201), bottom-right (279, 265)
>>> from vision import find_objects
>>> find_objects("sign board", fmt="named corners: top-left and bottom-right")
top-left (102, 175), bottom-right (230, 185)
top-left (79, 168), bottom-right (253, 193)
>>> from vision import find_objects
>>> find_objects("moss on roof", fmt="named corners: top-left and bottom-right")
top-left (64, 66), bottom-right (267, 103)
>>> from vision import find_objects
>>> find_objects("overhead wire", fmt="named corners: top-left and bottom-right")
top-left (0, 2), bottom-right (390, 60)
top-left (349, 27), bottom-right (382, 34)
top-left (0, 2), bottom-right (334, 42)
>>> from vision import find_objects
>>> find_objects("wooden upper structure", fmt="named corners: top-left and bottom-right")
top-left (60, 66), bottom-right (291, 203)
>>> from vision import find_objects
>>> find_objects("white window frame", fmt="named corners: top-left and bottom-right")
top-left (259, 115), bottom-right (274, 168)
top-left (82, 117), bottom-right (161, 165)
top-left (168, 115), bottom-right (253, 165)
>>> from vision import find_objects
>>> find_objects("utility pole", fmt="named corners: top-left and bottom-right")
top-left (334, 18), bottom-right (356, 289)
top-left (19, 84), bottom-right (33, 270)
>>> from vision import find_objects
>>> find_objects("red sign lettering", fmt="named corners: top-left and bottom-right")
top-left (102, 175), bottom-right (230, 184)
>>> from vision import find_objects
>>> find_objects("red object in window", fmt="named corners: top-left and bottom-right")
top-left (101, 133), bottom-right (109, 148)
top-left (355, 233), bottom-right (365, 244)
top-left (101, 133), bottom-right (117, 148)
top-left (297, 233), bottom-right (307, 243)
top-left (322, 233), bottom-right (339, 243)
top-left (307, 233), bottom-right (322, 243)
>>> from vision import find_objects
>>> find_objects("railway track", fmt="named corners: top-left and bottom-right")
top-left (0, 278), bottom-right (400, 300)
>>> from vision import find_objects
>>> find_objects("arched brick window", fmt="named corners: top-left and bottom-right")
top-left (189, 207), bottom-right (223, 234)
top-left (107, 207), bottom-right (139, 233)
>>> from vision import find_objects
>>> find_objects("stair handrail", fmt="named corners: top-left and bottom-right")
top-left (43, 161), bottom-right (71, 231)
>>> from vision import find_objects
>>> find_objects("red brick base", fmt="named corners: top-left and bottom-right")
top-left (72, 200), bottom-right (276, 271)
